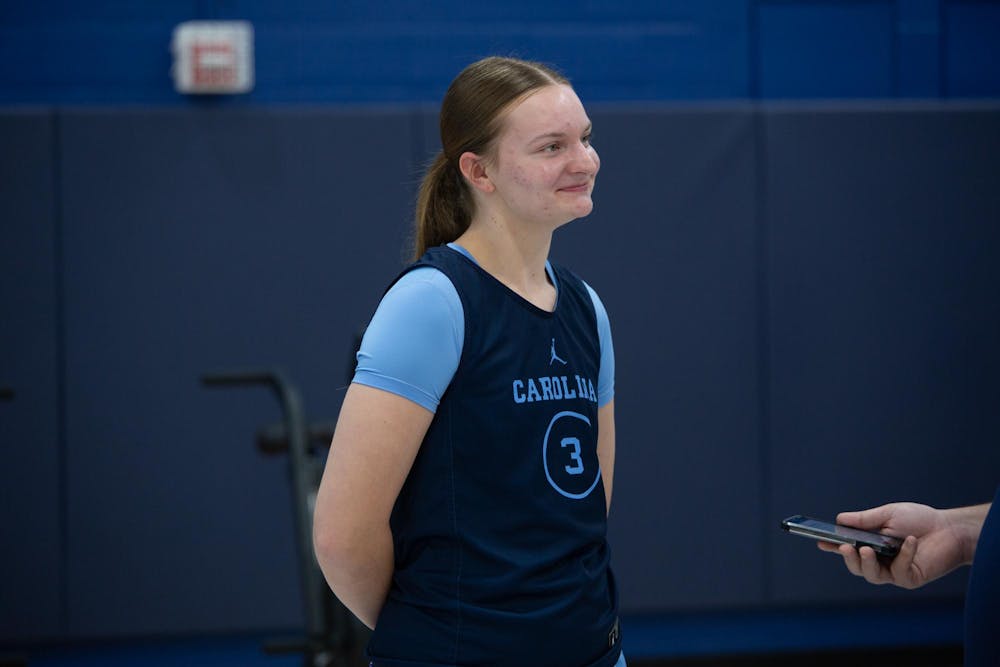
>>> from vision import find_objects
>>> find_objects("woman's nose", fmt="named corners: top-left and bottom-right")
top-left (569, 143), bottom-right (600, 175)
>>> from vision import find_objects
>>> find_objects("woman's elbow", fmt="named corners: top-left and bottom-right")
top-left (314, 515), bottom-right (353, 571)
top-left (313, 512), bottom-right (377, 577)
top-left (312, 521), bottom-right (338, 568)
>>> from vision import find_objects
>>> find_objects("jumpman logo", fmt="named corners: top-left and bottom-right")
top-left (550, 338), bottom-right (567, 366)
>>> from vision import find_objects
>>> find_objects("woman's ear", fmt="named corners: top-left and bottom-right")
top-left (458, 151), bottom-right (495, 194)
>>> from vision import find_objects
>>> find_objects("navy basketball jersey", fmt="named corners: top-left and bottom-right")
top-left (367, 246), bottom-right (621, 667)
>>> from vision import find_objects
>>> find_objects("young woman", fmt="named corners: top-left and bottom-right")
top-left (313, 56), bottom-right (623, 667)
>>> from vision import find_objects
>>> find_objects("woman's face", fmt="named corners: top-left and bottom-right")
top-left (487, 84), bottom-right (600, 230)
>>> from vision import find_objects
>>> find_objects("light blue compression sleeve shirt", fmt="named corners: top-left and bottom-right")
top-left (353, 245), bottom-right (615, 412)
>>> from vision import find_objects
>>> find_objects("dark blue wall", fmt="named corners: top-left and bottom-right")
top-left (2, 104), bottom-right (999, 645)
top-left (1, 1), bottom-right (998, 104)
top-left (0, 112), bottom-right (62, 640)
top-left (762, 106), bottom-right (1000, 603)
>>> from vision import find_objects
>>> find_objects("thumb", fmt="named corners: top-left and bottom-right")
top-left (837, 505), bottom-right (893, 531)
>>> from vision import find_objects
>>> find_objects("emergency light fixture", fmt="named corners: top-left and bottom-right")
top-left (171, 21), bottom-right (254, 94)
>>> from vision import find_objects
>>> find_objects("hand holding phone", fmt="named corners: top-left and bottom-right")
top-left (781, 514), bottom-right (903, 557)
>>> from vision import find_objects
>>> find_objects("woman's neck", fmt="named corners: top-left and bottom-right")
top-left (455, 215), bottom-right (556, 309)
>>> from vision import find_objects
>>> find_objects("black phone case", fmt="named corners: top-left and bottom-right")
top-left (781, 515), bottom-right (902, 557)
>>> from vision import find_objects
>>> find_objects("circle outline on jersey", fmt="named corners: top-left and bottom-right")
top-left (542, 410), bottom-right (602, 500)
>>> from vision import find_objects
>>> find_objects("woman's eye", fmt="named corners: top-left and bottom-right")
top-left (543, 143), bottom-right (561, 153)
top-left (582, 134), bottom-right (592, 146)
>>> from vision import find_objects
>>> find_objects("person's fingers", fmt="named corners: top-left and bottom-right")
top-left (889, 535), bottom-right (919, 589)
top-left (816, 540), bottom-right (840, 553)
top-left (857, 546), bottom-right (890, 584)
top-left (837, 505), bottom-right (893, 531)
top-left (838, 543), bottom-right (863, 577)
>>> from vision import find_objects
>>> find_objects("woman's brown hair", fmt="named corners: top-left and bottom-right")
top-left (413, 56), bottom-right (569, 260)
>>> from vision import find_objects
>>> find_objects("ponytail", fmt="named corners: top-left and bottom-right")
top-left (413, 151), bottom-right (472, 260)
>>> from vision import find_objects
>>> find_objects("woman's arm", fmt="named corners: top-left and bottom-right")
top-left (596, 399), bottom-right (616, 515)
top-left (312, 383), bottom-right (434, 628)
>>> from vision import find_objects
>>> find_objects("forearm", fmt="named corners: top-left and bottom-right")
top-left (315, 522), bottom-right (395, 629)
top-left (312, 385), bottom-right (433, 628)
top-left (596, 400), bottom-right (616, 515)
top-left (942, 502), bottom-right (992, 565)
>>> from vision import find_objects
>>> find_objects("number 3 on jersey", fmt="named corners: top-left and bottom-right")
top-left (561, 437), bottom-right (584, 475)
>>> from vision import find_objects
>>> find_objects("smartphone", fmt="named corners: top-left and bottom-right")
top-left (781, 514), bottom-right (903, 557)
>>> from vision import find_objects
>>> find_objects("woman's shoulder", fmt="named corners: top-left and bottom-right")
top-left (381, 265), bottom-right (463, 323)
